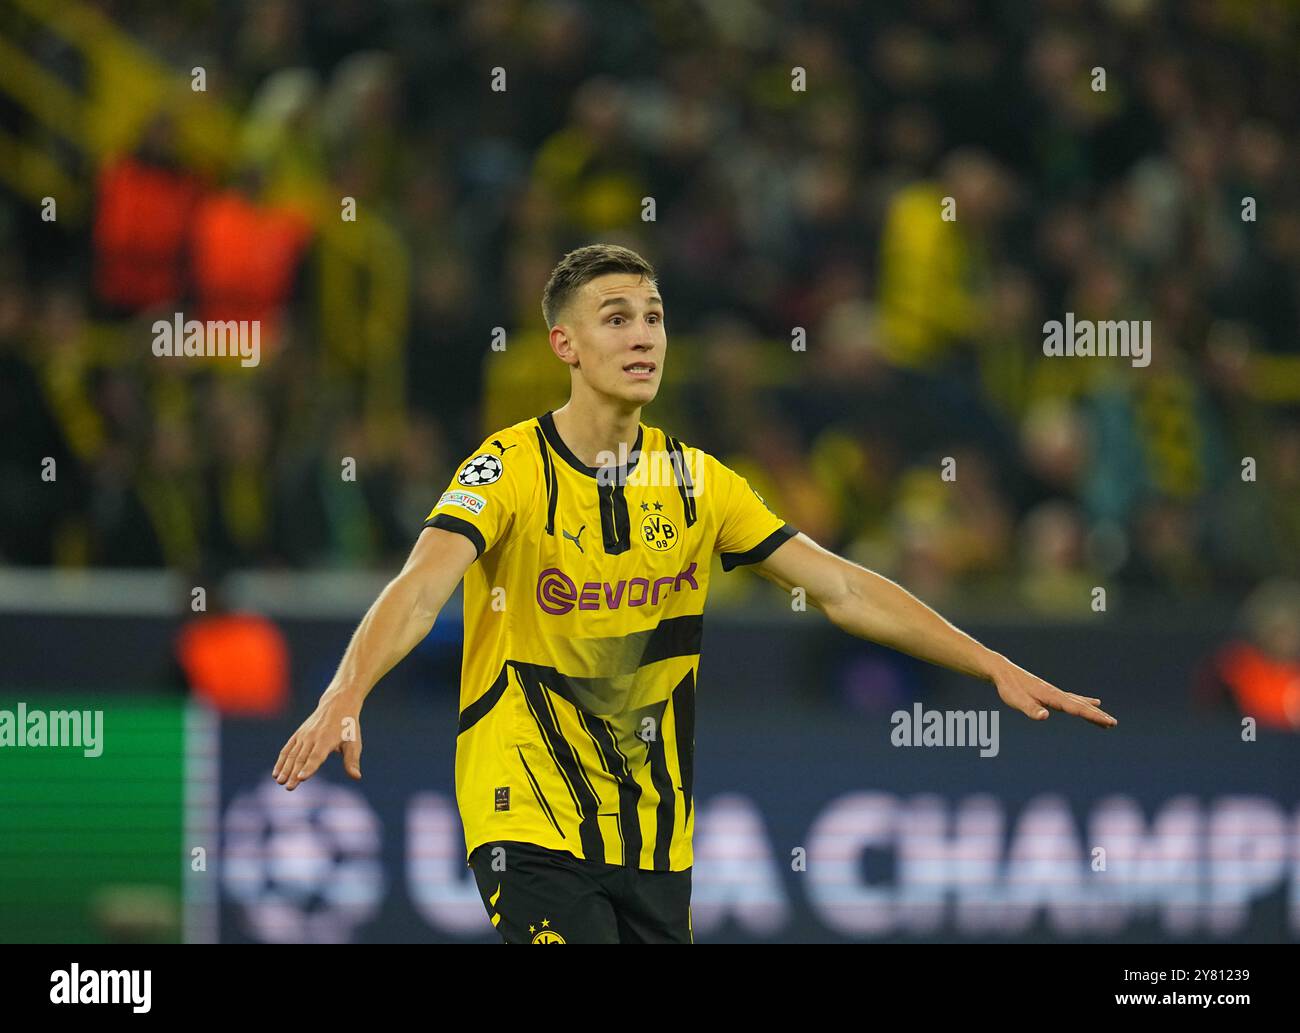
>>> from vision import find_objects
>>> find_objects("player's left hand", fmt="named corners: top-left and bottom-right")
top-left (989, 655), bottom-right (1117, 727)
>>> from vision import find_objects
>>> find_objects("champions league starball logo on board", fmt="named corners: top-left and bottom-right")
top-left (222, 779), bottom-right (385, 943)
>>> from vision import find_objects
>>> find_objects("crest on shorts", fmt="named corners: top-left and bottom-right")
top-left (529, 918), bottom-right (565, 943)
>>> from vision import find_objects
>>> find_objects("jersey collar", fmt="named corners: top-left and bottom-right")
top-left (538, 410), bottom-right (644, 480)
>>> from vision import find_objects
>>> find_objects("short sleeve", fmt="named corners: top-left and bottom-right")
top-left (422, 432), bottom-right (531, 559)
top-left (705, 452), bottom-right (799, 572)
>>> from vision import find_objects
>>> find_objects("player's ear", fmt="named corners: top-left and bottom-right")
top-left (550, 324), bottom-right (580, 368)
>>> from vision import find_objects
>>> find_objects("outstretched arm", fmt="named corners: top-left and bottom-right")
top-left (273, 526), bottom-right (479, 790)
top-left (752, 532), bottom-right (1117, 728)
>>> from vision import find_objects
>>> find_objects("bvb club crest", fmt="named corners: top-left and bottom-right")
top-left (530, 920), bottom-right (565, 943)
top-left (640, 513), bottom-right (679, 552)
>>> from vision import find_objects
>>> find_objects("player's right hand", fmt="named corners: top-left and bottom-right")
top-left (273, 694), bottom-right (363, 790)
top-left (989, 655), bottom-right (1117, 728)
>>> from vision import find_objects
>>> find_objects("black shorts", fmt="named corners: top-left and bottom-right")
top-left (468, 840), bottom-right (693, 943)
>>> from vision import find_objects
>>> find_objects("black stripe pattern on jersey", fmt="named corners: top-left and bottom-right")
top-left (640, 698), bottom-right (677, 870)
top-left (537, 410), bottom-right (644, 557)
top-left (456, 616), bottom-right (701, 736)
top-left (672, 669), bottom-right (696, 824)
top-left (423, 513), bottom-right (486, 558)
top-left (596, 479), bottom-right (632, 555)
top-left (515, 663), bottom-right (606, 862)
top-left (458, 663), bottom-right (509, 733)
top-left (517, 745), bottom-right (565, 838)
top-left (639, 613), bottom-right (704, 666)
top-left (575, 711), bottom-right (642, 866)
top-left (665, 435), bottom-right (698, 528)
top-left (508, 657), bottom-right (690, 871)
top-left (532, 425), bottom-right (558, 536)
top-left (720, 521), bottom-right (799, 571)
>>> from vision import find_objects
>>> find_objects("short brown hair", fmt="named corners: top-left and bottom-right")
top-left (541, 244), bottom-right (657, 328)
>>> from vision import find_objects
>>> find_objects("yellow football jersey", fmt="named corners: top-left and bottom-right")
top-left (423, 409), bottom-right (797, 871)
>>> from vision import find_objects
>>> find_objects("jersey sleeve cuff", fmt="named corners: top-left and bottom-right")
top-left (720, 522), bottom-right (798, 572)
top-left (423, 513), bottom-right (486, 558)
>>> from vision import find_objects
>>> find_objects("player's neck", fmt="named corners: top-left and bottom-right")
top-left (550, 399), bottom-right (642, 470)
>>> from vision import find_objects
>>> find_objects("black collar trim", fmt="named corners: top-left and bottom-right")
top-left (538, 410), bottom-right (644, 480)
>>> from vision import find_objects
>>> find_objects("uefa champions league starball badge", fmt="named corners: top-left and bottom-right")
top-left (457, 453), bottom-right (504, 487)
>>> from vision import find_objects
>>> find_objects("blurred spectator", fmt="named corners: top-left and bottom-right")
top-left (1197, 580), bottom-right (1300, 731)
top-left (0, 0), bottom-right (1296, 616)
top-left (174, 570), bottom-right (290, 717)
top-left (92, 115), bottom-right (203, 314)
top-left (877, 148), bottom-right (1012, 372)
top-left (189, 172), bottom-right (313, 352)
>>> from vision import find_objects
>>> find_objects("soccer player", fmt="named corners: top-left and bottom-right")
top-left (272, 243), bottom-right (1117, 944)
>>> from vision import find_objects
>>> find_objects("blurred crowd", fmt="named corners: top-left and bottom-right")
top-left (1, 0), bottom-right (1298, 619)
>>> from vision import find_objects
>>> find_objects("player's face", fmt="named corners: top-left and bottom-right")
top-left (567, 273), bottom-right (665, 405)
